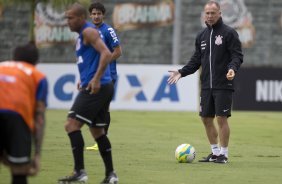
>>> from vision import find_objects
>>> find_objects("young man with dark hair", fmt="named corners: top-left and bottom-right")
top-left (58, 3), bottom-right (118, 184)
top-left (86, 2), bottom-right (122, 151)
top-left (0, 42), bottom-right (48, 184)
top-left (168, 0), bottom-right (243, 164)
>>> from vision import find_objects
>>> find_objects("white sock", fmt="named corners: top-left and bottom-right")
top-left (220, 147), bottom-right (228, 157)
top-left (211, 144), bottom-right (220, 156)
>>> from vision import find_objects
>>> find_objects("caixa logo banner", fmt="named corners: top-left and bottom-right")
top-left (38, 64), bottom-right (199, 111)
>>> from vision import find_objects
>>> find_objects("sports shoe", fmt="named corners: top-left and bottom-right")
top-left (86, 143), bottom-right (99, 151)
top-left (58, 169), bottom-right (88, 183)
top-left (198, 153), bottom-right (218, 162)
top-left (214, 154), bottom-right (228, 164)
top-left (100, 171), bottom-right (119, 184)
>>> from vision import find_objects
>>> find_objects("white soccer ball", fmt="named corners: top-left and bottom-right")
top-left (175, 143), bottom-right (196, 163)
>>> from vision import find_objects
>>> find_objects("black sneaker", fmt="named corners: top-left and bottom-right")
top-left (58, 169), bottom-right (88, 183)
top-left (100, 171), bottom-right (119, 184)
top-left (198, 153), bottom-right (218, 162)
top-left (214, 154), bottom-right (228, 164)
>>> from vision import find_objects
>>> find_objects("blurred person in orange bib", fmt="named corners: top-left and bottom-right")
top-left (0, 42), bottom-right (48, 184)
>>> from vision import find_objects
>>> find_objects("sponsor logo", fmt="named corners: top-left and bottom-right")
top-left (201, 41), bottom-right (206, 50)
top-left (53, 74), bottom-right (179, 102)
top-left (35, 2), bottom-right (77, 47)
top-left (108, 28), bottom-right (119, 43)
top-left (256, 80), bottom-right (282, 102)
top-left (112, 1), bottom-right (174, 31)
top-left (0, 62), bottom-right (32, 75)
top-left (0, 75), bottom-right (16, 83)
top-left (38, 64), bottom-right (199, 111)
top-left (76, 56), bottom-right (83, 64)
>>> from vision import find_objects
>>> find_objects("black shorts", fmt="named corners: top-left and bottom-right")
top-left (0, 112), bottom-right (32, 165)
top-left (68, 82), bottom-right (114, 128)
top-left (199, 89), bottom-right (233, 117)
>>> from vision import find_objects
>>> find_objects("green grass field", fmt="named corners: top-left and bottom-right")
top-left (1, 110), bottom-right (282, 184)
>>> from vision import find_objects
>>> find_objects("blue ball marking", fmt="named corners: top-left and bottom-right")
top-left (179, 145), bottom-right (192, 158)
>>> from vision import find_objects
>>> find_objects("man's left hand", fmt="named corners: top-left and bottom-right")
top-left (226, 69), bottom-right (235, 80)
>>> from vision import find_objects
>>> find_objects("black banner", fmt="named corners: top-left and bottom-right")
top-left (233, 67), bottom-right (282, 111)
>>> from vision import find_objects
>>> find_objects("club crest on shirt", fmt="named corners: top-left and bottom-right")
top-left (215, 35), bottom-right (223, 45)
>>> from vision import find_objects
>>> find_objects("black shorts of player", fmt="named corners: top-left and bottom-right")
top-left (0, 112), bottom-right (32, 165)
top-left (68, 82), bottom-right (114, 128)
top-left (199, 89), bottom-right (233, 117)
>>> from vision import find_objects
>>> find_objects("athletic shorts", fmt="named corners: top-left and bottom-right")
top-left (68, 82), bottom-right (114, 128)
top-left (199, 89), bottom-right (233, 117)
top-left (0, 112), bottom-right (32, 165)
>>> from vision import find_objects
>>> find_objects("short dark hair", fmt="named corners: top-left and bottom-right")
top-left (13, 41), bottom-right (39, 65)
top-left (88, 2), bottom-right (106, 15)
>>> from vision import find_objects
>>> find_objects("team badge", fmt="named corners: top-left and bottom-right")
top-left (215, 35), bottom-right (223, 45)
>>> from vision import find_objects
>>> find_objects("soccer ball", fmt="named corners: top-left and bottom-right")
top-left (175, 143), bottom-right (196, 163)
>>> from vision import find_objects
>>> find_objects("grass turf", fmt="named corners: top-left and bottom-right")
top-left (1, 110), bottom-right (282, 184)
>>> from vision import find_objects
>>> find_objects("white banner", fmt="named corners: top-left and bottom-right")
top-left (38, 64), bottom-right (199, 111)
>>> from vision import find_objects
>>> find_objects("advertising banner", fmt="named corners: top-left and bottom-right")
top-left (233, 68), bottom-right (282, 111)
top-left (112, 1), bottom-right (174, 31)
top-left (35, 3), bottom-right (77, 47)
top-left (38, 64), bottom-right (199, 111)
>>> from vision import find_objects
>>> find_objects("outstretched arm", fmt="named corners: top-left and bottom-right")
top-left (177, 33), bottom-right (202, 77)
top-left (167, 70), bottom-right (182, 84)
